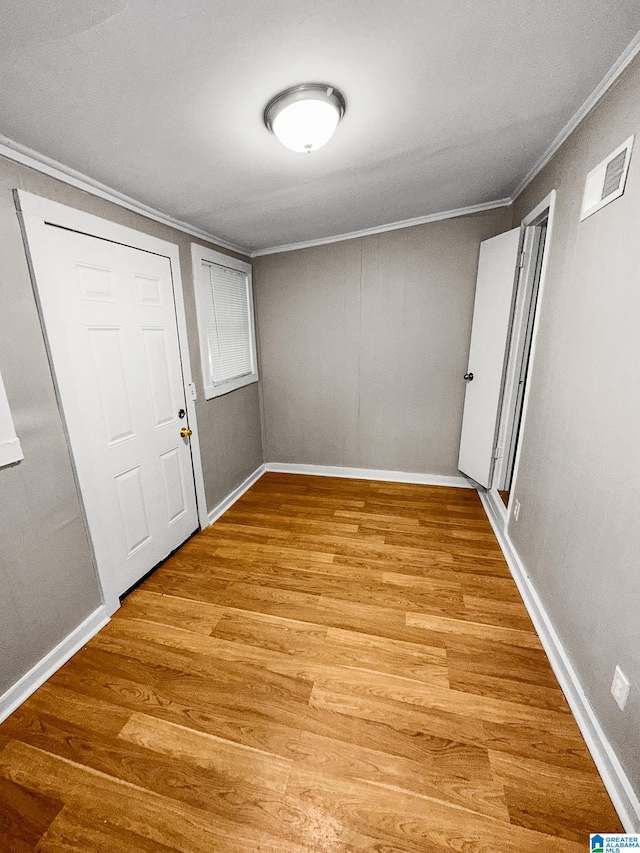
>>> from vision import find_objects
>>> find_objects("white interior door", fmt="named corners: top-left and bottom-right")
top-left (458, 228), bottom-right (521, 487)
top-left (29, 225), bottom-right (199, 598)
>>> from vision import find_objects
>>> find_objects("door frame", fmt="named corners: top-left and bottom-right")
top-left (489, 190), bottom-right (556, 525)
top-left (15, 190), bottom-right (209, 614)
top-left (492, 224), bottom-right (542, 493)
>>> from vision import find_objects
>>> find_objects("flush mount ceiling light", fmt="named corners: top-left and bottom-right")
top-left (264, 83), bottom-right (346, 153)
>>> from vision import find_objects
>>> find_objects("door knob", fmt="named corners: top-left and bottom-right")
top-left (464, 372), bottom-right (474, 381)
top-left (180, 427), bottom-right (193, 438)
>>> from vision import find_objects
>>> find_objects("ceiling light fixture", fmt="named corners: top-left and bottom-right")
top-left (264, 83), bottom-right (346, 153)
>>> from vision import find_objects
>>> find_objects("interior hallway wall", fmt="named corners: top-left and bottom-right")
top-left (509, 54), bottom-right (640, 796)
top-left (0, 155), bottom-right (263, 696)
top-left (253, 208), bottom-right (511, 477)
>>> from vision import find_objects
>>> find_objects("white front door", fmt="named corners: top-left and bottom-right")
top-left (458, 228), bottom-right (521, 487)
top-left (30, 225), bottom-right (199, 598)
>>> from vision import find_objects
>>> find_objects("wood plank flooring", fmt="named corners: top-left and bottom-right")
top-left (0, 473), bottom-right (622, 851)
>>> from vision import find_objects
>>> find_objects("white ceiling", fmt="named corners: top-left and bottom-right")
top-left (1, 1), bottom-right (640, 253)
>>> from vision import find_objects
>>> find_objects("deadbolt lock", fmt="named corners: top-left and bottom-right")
top-left (180, 427), bottom-right (193, 438)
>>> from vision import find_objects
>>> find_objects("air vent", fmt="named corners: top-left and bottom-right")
top-left (580, 135), bottom-right (634, 221)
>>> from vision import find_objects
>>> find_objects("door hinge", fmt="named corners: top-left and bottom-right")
top-left (494, 446), bottom-right (503, 460)
top-left (518, 251), bottom-right (526, 269)
top-left (188, 382), bottom-right (197, 401)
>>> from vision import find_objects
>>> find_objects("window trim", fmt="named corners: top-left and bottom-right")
top-left (0, 366), bottom-right (23, 468)
top-left (191, 244), bottom-right (258, 400)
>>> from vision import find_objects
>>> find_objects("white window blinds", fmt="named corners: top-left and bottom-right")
top-left (201, 260), bottom-right (256, 390)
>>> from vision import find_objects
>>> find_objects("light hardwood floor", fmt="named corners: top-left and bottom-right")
top-left (0, 473), bottom-right (622, 851)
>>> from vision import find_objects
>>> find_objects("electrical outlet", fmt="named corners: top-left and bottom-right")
top-left (513, 499), bottom-right (521, 521)
top-left (611, 665), bottom-right (630, 711)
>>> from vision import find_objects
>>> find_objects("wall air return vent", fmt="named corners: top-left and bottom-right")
top-left (580, 135), bottom-right (634, 221)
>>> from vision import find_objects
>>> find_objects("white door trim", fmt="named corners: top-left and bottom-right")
top-left (501, 190), bottom-right (556, 523)
top-left (492, 225), bottom-right (538, 492)
top-left (15, 190), bottom-right (208, 614)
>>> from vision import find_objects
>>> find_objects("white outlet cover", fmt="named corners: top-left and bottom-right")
top-left (611, 665), bottom-right (630, 711)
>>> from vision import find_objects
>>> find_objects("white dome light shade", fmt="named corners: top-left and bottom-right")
top-left (273, 99), bottom-right (339, 153)
top-left (264, 84), bottom-right (346, 153)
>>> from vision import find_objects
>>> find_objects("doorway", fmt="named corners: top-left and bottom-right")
top-left (492, 192), bottom-right (555, 516)
top-left (457, 191), bottom-right (555, 519)
top-left (495, 219), bottom-right (548, 506)
top-left (16, 191), bottom-right (208, 614)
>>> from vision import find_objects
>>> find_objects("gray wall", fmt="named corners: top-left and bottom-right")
top-left (0, 155), bottom-right (263, 695)
top-left (254, 208), bottom-right (511, 476)
top-left (509, 55), bottom-right (640, 794)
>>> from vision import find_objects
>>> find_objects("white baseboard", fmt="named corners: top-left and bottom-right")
top-left (208, 463), bottom-right (266, 525)
top-left (0, 605), bottom-right (109, 723)
top-left (0, 463), bottom-right (268, 723)
top-left (265, 462), bottom-right (473, 489)
top-left (480, 489), bottom-right (640, 833)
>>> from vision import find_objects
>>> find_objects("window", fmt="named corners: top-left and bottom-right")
top-left (191, 246), bottom-right (258, 399)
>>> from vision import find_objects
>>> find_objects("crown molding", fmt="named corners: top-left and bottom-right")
top-left (253, 28), bottom-right (640, 256)
top-left (511, 29), bottom-right (640, 202)
top-left (2, 131), bottom-right (509, 259)
top-left (250, 199), bottom-right (512, 257)
top-left (2, 28), bottom-right (639, 258)
top-left (0, 134), bottom-right (249, 256)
